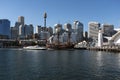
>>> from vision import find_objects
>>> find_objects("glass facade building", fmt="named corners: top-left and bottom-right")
top-left (0, 19), bottom-right (10, 38)
top-left (73, 21), bottom-right (84, 42)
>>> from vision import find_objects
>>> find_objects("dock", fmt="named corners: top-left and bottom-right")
top-left (87, 46), bottom-right (120, 52)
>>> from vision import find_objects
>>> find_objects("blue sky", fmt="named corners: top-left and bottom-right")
top-left (0, 0), bottom-right (120, 31)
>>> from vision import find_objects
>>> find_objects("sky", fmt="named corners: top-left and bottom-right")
top-left (0, 0), bottom-right (120, 32)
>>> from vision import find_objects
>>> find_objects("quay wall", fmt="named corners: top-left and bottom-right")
top-left (87, 46), bottom-right (120, 52)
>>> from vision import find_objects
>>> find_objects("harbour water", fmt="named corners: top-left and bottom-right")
top-left (0, 49), bottom-right (120, 80)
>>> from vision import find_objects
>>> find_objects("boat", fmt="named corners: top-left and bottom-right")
top-left (23, 45), bottom-right (47, 50)
top-left (74, 41), bottom-right (87, 50)
top-left (46, 43), bottom-right (74, 50)
top-left (46, 23), bottom-right (75, 50)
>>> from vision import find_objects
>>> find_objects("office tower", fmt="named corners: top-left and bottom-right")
top-left (73, 21), bottom-right (84, 42)
top-left (63, 23), bottom-right (72, 43)
top-left (19, 25), bottom-right (25, 38)
top-left (64, 23), bottom-right (72, 32)
top-left (24, 24), bottom-right (34, 39)
top-left (15, 22), bottom-right (21, 28)
top-left (88, 22), bottom-right (100, 42)
top-left (83, 31), bottom-right (88, 41)
top-left (14, 16), bottom-right (25, 39)
top-left (18, 16), bottom-right (24, 25)
top-left (102, 24), bottom-right (115, 37)
top-left (11, 27), bottom-right (18, 39)
top-left (47, 27), bottom-right (53, 36)
top-left (54, 24), bottom-right (62, 34)
top-left (19, 24), bottom-right (34, 39)
top-left (36, 25), bottom-right (42, 34)
top-left (25, 24), bottom-right (34, 35)
top-left (0, 19), bottom-right (10, 38)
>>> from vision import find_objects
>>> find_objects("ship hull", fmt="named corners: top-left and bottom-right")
top-left (46, 44), bottom-right (74, 50)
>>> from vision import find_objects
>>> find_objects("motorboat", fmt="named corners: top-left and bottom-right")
top-left (23, 45), bottom-right (47, 50)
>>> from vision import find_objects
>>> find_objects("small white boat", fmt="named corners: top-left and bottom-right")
top-left (23, 45), bottom-right (47, 50)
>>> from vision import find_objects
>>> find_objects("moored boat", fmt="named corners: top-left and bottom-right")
top-left (23, 45), bottom-right (47, 50)
top-left (46, 43), bottom-right (74, 50)
top-left (46, 23), bottom-right (75, 50)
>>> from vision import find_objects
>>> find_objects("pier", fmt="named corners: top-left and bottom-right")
top-left (87, 45), bottom-right (120, 52)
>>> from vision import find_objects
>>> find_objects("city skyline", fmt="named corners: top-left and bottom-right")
top-left (0, 0), bottom-right (120, 31)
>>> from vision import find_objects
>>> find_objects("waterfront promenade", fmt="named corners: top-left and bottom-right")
top-left (1, 38), bottom-right (120, 53)
top-left (87, 45), bottom-right (120, 52)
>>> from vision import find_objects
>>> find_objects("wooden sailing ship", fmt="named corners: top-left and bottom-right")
top-left (46, 24), bottom-right (74, 50)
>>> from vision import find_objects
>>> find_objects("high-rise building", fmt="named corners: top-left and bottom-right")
top-left (14, 16), bottom-right (25, 39)
top-left (102, 24), bottom-right (116, 37)
top-left (15, 22), bottom-right (21, 28)
top-left (73, 21), bottom-right (84, 42)
top-left (19, 24), bottom-right (34, 39)
top-left (63, 23), bottom-right (73, 43)
top-left (47, 27), bottom-right (53, 36)
top-left (0, 19), bottom-right (10, 38)
top-left (24, 24), bottom-right (33, 35)
top-left (83, 31), bottom-right (88, 41)
top-left (25, 24), bottom-right (34, 39)
top-left (64, 23), bottom-right (72, 32)
top-left (88, 22), bottom-right (100, 41)
top-left (19, 25), bottom-right (25, 38)
top-left (54, 24), bottom-right (63, 35)
top-left (11, 27), bottom-right (18, 39)
top-left (18, 16), bottom-right (24, 25)
top-left (36, 25), bottom-right (42, 34)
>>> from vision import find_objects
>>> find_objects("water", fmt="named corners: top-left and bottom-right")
top-left (0, 49), bottom-right (120, 80)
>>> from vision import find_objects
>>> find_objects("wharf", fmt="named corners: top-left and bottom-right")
top-left (87, 47), bottom-right (120, 52)
top-left (74, 47), bottom-right (87, 50)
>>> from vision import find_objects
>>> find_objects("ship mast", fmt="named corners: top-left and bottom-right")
top-left (55, 24), bottom-right (61, 46)
top-left (68, 31), bottom-right (71, 46)
top-left (56, 27), bottom-right (60, 45)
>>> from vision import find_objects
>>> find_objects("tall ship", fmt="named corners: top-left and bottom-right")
top-left (46, 24), bottom-right (75, 50)
top-left (46, 35), bottom-right (74, 50)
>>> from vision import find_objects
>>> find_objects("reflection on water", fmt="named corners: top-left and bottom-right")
top-left (0, 49), bottom-right (120, 80)
top-left (116, 53), bottom-right (120, 68)
top-left (96, 51), bottom-right (103, 67)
